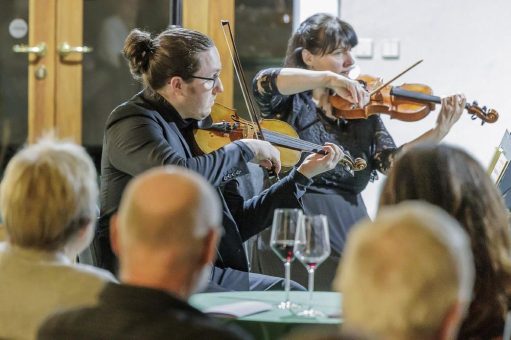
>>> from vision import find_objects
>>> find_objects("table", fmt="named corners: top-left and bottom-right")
top-left (190, 291), bottom-right (342, 339)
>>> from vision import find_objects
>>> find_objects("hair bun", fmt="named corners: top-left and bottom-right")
top-left (123, 29), bottom-right (155, 79)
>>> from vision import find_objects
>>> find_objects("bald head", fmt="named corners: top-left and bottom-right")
top-left (112, 166), bottom-right (221, 296)
top-left (116, 166), bottom-right (221, 252)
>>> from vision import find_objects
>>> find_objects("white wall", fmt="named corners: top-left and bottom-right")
top-left (338, 0), bottom-right (511, 218)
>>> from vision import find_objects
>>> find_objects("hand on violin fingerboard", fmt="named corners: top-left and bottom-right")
top-left (436, 94), bottom-right (466, 135)
top-left (297, 143), bottom-right (344, 178)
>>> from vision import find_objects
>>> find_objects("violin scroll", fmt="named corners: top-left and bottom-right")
top-left (339, 150), bottom-right (367, 175)
top-left (353, 157), bottom-right (368, 171)
top-left (466, 101), bottom-right (499, 124)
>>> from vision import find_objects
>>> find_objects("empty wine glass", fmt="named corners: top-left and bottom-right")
top-left (270, 208), bottom-right (302, 309)
top-left (294, 214), bottom-right (330, 317)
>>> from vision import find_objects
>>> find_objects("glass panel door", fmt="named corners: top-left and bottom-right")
top-left (0, 0), bottom-right (29, 173)
top-left (234, 0), bottom-right (294, 115)
top-left (82, 0), bottom-right (173, 169)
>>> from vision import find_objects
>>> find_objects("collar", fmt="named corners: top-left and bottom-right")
top-left (141, 88), bottom-right (196, 129)
top-left (99, 282), bottom-right (204, 316)
top-left (0, 242), bottom-right (70, 264)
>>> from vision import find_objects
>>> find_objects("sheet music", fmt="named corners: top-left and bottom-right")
top-left (490, 147), bottom-right (509, 184)
top-left (204, 301), bottom-right (272, 318)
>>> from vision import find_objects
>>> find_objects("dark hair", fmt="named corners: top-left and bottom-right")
top-left (379, 143), bottom-right (511, 339)
top-left (123, 26), bottom-right (214, 90)
top-left (284, 13), bottom-right (358, 68)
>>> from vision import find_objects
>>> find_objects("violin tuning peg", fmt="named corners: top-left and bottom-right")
top-left (472, 100), bottom-right (479, 106)
top-left (482, 106), bottom-right (487, 112)
top-left (342, 164), bottom-right (355, 176)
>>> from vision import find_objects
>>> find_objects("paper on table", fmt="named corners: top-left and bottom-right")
top-left (204, 301), bottom-right (272, 318)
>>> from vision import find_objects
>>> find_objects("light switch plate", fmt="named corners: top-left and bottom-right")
top-left (354, 38), bottom-right (373, 59)
top-left (382, 39), bottom-right (400, 59)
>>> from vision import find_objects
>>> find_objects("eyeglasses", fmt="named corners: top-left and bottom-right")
top-left (189, 74), bottom-right (219, 90)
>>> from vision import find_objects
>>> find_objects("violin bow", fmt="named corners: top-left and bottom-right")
top-left (220, 20), bottom-right (265, 142)
top-left (221, 20), bottom-right (284, 178)
top-left (369, 59), bottom-right (423, 97)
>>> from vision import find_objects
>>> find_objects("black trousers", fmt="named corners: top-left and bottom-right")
top-left (206, 267), bottom-right (305, 292)
top-left (91, 228), bottom-right (305, 292)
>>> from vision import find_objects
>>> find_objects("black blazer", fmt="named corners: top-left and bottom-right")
top-left (98, 89), bottom-right (311, 272)
top-left (37, 283), bottom-right (250, 340)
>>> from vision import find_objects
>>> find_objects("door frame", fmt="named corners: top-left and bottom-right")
top-left (27, 0), bottom-right (233, 144)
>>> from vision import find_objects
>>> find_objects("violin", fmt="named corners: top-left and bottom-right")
top-left (329, 66), bottom-right (499, 124)
top-left (193, 103), bottom-right (367, 173)
top-left (191, 20), bottom-right (367, 175)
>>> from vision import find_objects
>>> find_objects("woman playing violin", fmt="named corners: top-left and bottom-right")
top-left (252, 13), bottom-right (466, 290)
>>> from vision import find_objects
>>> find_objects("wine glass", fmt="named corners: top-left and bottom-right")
top-left (270, 208), bottom-right (303, 309)
top-left (294, 214), bottom-right (330, 317)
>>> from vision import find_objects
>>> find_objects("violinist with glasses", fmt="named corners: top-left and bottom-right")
top-left (95, 26), bottom-right (363, 291)
top-left (252, 13), bottom-right (466, 290)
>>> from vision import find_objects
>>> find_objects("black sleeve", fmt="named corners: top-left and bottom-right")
top-left (252, 68), bottom-right (292, 118)
top-left (223, 168), bottom-right (313, 241)
top-left (106, 114), bottom-right (254, 187)
top-left (372, 116), bottom-right (398, 175)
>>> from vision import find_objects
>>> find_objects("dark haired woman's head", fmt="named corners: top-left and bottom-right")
top-left (123, 26), bottom-right (214, 91)
top-left (379, 143), bottom-right (511, 338)
top-left (284, 13), bottom-right (358, 69)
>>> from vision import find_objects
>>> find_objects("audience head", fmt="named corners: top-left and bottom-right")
top-left (111, 166), bottom-right (222, 297)
top-left (0, 137), bottom-right (98, 255)
top-left (379, 143), bottom-right (511, 338)
top-left (284, 13), bottom-right (358, 69)
top-left (336, 201), bottom-right (474, 340)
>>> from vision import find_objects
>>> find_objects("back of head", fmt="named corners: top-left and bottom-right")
top-left (122, 26), bottom-right (214, 91)
top-left (336, 201), bottom-right (474, 340)
top-left (285, 13), bottom-right (358, 68)
top-left (0, 137), bottom-right (97, 252)
top-left (379, 143), bottom-right (511, 337)
top-left (116, 165), bottom-right (222, 264)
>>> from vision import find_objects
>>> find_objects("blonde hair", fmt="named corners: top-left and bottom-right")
top-left (0, 138), bottom-right (97, 251)
top-left (336, 201), bottom-right (474, 339)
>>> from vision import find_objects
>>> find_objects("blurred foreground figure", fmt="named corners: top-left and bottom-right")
top-left (336, 201), bottom-right (474, 340)
top-left (38, 166), bottom-right (249, 340)
top-left (379, 143), bottom-right (511, 339)
top-left (0, 138), bottom-right (115, 340)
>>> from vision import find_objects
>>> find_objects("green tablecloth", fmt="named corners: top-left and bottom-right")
top-left (190, 291), bottom-right (342, 339)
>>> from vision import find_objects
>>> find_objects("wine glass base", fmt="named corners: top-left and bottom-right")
top-left (277, 301), bottom-right (301, 310)
top-left (296, 308), bottom-right (325, 318)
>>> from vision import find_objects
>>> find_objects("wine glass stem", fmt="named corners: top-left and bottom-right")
top-left (307, 267), bottom-right (315, 311)
top-left (284, 260), bottom-right (291, 302)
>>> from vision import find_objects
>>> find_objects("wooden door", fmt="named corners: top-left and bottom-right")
top-left (26, 0), bottom-right (85, 143)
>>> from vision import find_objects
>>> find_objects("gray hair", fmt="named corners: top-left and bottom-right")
top-left (0, 137), bottom-right (97, 251)
top-left (337, 201), bottom-right (474, 338)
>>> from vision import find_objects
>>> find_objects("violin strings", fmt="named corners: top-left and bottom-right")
top-left (261, 129), bottom-right (357, 167)
top-left (261, 129), bottom-right (321, 151)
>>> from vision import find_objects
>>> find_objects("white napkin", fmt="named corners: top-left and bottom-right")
top-left (204, 301), bottom-right (272, 318)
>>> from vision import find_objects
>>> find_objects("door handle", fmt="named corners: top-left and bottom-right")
top-left (58, 42), bottom-right (93, 57)
top-left (12, 42), bottom-right (47, 57)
